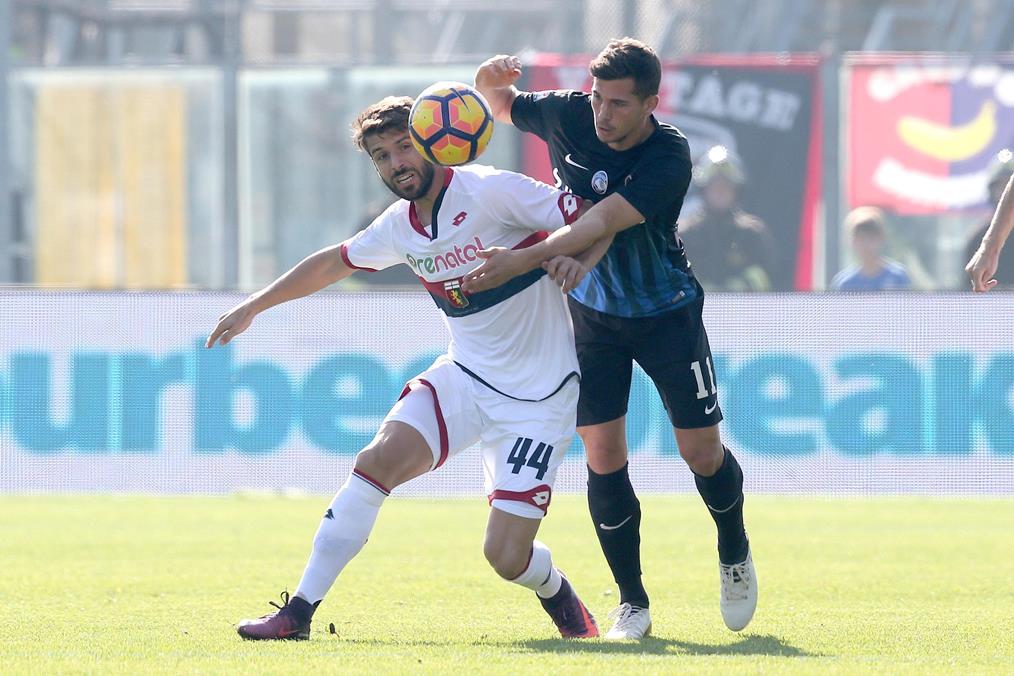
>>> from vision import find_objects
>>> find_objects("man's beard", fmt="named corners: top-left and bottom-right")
top-left (385, 162), bottom-right (436, 200)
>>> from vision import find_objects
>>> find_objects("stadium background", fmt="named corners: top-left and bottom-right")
top-left (1, 1), bottom-right (1013, 496)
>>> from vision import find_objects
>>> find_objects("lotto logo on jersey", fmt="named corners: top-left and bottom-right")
top-left (557, 193), bottom-right (582, 224)
top-left (443, 279), bottom-right (470, 308)
top-left (489, 484), bottom-right (554, 514)
top-left (530, 489), bottom-right (551, 507)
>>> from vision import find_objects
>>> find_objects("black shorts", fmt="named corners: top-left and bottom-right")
top-left (569, 292), bottom-right (722, 429)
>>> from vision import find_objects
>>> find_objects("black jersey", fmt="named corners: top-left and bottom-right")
top-left (511, 89), bottom-right (697, 317)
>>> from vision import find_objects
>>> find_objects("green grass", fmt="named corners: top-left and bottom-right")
top-left (0, 495), bottom-right (1011, 674)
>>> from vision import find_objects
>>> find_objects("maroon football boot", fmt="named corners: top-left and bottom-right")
top-left (539, 575), bottom-right (600, 638)
top-left (237, 591), bottom-right (317, 640)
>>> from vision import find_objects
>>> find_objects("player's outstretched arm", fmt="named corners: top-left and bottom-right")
top-left (474, 55), bottom-right (523, 126)
top-left (206, 244), bottom-right (354, 347)
top-left (463, 194), bottom-right (642, 293)
top-left (967, 174), bottom-right (1014, 292)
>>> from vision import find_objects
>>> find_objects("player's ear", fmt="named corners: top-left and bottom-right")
top-left (643, 94), bottom-right (660, 116)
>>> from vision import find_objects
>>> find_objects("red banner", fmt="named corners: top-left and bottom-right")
top-left (847, 57), bottom-right (1014, 214)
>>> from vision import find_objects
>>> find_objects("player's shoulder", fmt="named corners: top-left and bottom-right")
top-left (517, 89), bottom-right (591, 122)
top-left (455, 163), bottom-right (549, 187)
top-left (454, 163), bottom-right (500, 178)
top-left (452, 163), bottom-right (514, 191)
top-left (367, 199), bottom-right (409, 228)
top-left (644, 121), bottom-right (692, 162)
top-left (524, 88), bottom-right (588, 105)
top-left (450, 164), bottom-right (538, 205)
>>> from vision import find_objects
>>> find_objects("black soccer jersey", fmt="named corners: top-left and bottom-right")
top-left (511, 89), bottom-right (697, 317)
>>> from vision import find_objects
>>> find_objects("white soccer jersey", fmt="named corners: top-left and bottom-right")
top-left (340, 164), bottom-right (583, 401)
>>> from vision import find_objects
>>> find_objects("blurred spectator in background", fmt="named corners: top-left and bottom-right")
top-left (680, 146), bottom-right (774, 291)
top-left (964, 149), bottom-right (1014, 291)
top-left (832, 207), bottom-right (911, 291)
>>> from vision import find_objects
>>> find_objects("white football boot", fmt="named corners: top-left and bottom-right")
top-left (603, 602), bottom-right (652, 640)
top-left (719, 549), bottom-right (757, 631)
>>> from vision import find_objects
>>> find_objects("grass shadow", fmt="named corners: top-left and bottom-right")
top-left (521, 633), bottom-right (816, 657)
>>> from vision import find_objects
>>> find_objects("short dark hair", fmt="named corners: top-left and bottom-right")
top-left (588, 38), bottom-right (661, 99)
top-left (351, 96), bottom-right (413, 152)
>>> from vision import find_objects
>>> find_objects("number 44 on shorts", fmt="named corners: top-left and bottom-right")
top-left (506, 438), bottom-right (553, 480)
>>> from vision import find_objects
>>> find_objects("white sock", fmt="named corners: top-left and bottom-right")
top-left (509, 540), bottom-right (563, 599)
top-left (294, 470), bottom-right (388, 604)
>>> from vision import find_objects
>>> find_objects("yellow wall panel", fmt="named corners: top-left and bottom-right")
top-left (34, 81), bottom-right (187, 288)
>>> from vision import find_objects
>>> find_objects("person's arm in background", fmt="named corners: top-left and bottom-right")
top-left (966, 173), bottom-right (1014, 292)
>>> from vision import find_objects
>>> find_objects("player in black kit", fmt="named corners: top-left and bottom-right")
top-left (466, 39), bottom-right (757, 638)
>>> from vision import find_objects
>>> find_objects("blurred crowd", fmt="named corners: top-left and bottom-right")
top-left (676, 145), bottom-right (1014, 293)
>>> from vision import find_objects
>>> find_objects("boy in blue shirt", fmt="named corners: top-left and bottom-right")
top-left (832, 207), bottom-right (911, 291)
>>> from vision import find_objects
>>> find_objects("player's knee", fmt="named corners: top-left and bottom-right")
top-left (483, 539), bottom-right (528, 580)
top-left (679, 441), bottom-right (724, 476)
top-left (583, 440), bottom-right (628, 474)
top-left (353, 442), bottom-right (402, 489)
top-left (579, 424), bottom-right (629, 474)
top-left (353, 429), bottom-right (432, 489)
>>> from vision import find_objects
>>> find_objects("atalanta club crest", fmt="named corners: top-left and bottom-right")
top-left (591, 170), bottom-right (609, 194)
top-left (444, 279), bottom-right (470, 308)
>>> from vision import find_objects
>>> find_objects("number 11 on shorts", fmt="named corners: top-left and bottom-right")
top-left (690, 357), bottom-right (718, 400)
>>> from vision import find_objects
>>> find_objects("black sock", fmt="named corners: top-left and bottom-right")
top-left (694, 446), bottom-right (749, 565)
top-left (587, 463), bottom-right (649, 608)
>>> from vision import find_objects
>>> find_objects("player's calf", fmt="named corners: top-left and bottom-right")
top-left (486, 522), bottom-right (599, 639)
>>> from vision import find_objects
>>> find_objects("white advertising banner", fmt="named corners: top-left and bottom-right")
top-left (1, 290), bottom-right (1011, 495)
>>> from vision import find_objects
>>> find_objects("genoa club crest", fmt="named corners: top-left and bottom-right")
top-left (444, 279), bottom-right (469, 308)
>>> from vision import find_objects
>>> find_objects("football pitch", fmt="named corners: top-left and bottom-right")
top-left (1, 495), bottom-right (1010, 674)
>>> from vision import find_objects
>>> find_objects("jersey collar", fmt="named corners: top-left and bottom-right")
top-left (408, 167), bottom-right (455, 240)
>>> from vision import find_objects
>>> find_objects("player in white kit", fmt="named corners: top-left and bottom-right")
top-left (206, 96), bottom-right (602, 640)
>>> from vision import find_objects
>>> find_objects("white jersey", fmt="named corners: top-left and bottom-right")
top-left (340, 164), bottom-right (583, 401)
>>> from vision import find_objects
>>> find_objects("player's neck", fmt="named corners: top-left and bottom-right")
top-left (411, 171), bottom-right (445, 226)
top-left (606, 117), bottom-right (655, 152)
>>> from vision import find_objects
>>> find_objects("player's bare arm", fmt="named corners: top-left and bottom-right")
top-left (967, 173), bottom-right (1014, 292)
top-left (540, 197), bottom-right (606, 292)
top-left (206, 245), bottom-right (354, 347)
top-left (463, 193), bottom-right (643, 293)
top-left (543, 233), bottom-right (615, 293)
top-left (474, 55), bottom-right (523, 126)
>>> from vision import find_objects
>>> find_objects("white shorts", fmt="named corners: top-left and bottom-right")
top-left (383, 355), bottom-right (578, 519)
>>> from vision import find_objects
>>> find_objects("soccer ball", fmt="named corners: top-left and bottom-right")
top-left (410, 82), bottom-right (494, 166)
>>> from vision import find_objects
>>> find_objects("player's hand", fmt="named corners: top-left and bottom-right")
top-left (965, 246), bottom-right (1001, 292)
top-left (542, 256), bottom-right (587, 293)
top-left (206, 299), bottom-right (259, 348)
top-left (475, 55), bottom-right (522, 90)
top-left (462, 247), bottom-right (527, 293)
